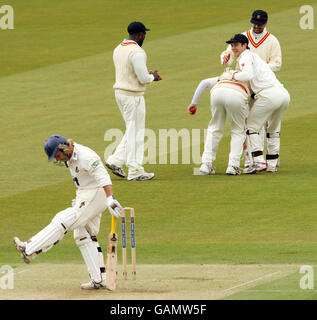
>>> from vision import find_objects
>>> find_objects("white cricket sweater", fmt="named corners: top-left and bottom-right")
top-left (220, 28), bottom-right (282, 72)
top-left (113, 39), bottom-right (154, 96)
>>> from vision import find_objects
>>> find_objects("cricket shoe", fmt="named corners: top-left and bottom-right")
top-left (226, 166), bottom-right (241, 175)
top-left (128, 172), bottom-right (155, 181)
top-left (105, 162), bottom-right (126, 178)
top-left (81, 279), bottom-right (107, 290)
top-left (13, 237), bottom-right (34, 264)
top-left (244, 161), bottom-right (251, 169)
top-left (266, 165), bottom-right (278, 173)
top-left (199, 163), bottom-right (215, 175)
top-left (243, 162), bottom-right (267, 174)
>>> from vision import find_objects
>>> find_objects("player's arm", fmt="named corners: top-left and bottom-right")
top-left (188, 77), bottom-right (218, 114)
top-left (233, 57), bottom-right (255, 81)
top-left (131, 52), bottom-right (161, 83)
top-left (267, 37), bottom-right (282, 72)
top-left (220, 44), bottom-right (235, 66)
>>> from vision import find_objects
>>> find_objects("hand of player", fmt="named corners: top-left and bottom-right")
top-left (188, 104), bottom-right (197, 115)
top-left (222, 53), bottom-right (230, 65)
top-left (219, 68), bottom-right (234, 81)
top-left (107, 196), bottom-right (122, 218)
top-left (149, 69), bottom-right (162, 81)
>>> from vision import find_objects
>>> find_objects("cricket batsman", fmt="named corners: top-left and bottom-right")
top-left (225, 34), bottom-right (290, 174)
top-left (221, 10), bottom-right (283, 171)
top-left (13, 135), bottom-right (123, 289)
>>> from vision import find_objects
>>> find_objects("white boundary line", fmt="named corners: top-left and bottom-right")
top-left (224, 271), bottom-right (280, 292)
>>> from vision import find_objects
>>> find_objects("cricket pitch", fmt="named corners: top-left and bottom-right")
top-left (0, 263), bottom-right (298, 300)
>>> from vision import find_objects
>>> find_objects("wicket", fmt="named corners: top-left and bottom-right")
top-left (121, 207), bottom-right (136, 280)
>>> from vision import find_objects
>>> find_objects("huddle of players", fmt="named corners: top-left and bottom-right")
top-left (188, 10), bottom-right (290, 175)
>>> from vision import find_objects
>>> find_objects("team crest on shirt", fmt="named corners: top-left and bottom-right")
top-left (242, 63), bottom-right (245, 67)
top-left (91, 160), bottom-right (100, 169)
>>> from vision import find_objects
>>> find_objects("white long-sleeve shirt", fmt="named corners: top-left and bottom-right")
top-left (220, 28), bottom-right (282, 72)
top-left (131, 51), bottom-right (154, 84)
top-left (67, 143), bottom-right (112, 190)
top-left (233, 50), bottom-right (282, 94)
top-left (191, 77), bottom-right (218, 104)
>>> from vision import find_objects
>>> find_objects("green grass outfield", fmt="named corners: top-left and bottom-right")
top-left (1, 0), bottom-right (317, 299)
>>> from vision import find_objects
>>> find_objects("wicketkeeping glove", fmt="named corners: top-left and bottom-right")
top-left (107, 195), bottom-right (122, 218)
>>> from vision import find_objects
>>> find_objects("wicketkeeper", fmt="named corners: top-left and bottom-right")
top-left (13, 135), bottom-right (123, 290)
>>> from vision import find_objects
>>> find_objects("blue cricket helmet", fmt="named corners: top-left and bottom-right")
top-left (44, 135), bottom-right (67, 162)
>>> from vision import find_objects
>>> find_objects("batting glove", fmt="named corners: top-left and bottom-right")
top-left (107, 195), bottom-right (122, 218)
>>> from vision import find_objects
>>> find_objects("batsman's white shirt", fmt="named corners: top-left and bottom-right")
top-left (234, 50), bottom-right (283, 94)
top-left (68, 143), bottom-right (112, 190)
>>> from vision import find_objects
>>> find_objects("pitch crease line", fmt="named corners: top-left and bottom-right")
top-left (223, 271), bottom-right (280, 292)
top-left (16, 270), bottom-right (29, 275)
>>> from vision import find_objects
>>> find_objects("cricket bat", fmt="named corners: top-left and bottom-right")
top-left (106, 216), bottom-right (118, 291)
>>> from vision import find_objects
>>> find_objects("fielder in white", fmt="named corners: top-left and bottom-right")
top-left (225, 34), bottom-right (290, 174)
top-left (221, 10), bottom-right (282, 169)
top-left (188, 68), bottom-right (251, 175)
top-left (106, 21), bottom-right (162, 181)
top-left (14, 135), bottom-right (123, 290)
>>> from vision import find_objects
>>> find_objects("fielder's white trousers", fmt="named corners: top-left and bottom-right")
top-left (246, 86), bottom-right (290, 163)
top-left (25, 188), bottom-right (108, 283)
top-left (202, 87), bottom-right (249, 167)
top-left (107, 92), bottom-right (145, 176)
top-left (244, 98), bottom-right (282, 166)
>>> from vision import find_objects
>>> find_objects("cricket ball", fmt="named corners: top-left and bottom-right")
top-left (189, 106), bottom-right (196, 115)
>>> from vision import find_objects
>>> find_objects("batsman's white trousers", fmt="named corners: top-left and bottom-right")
top-left (202, 87), bottom-right (249, 167)
top-left (26, 188), bottom-right (107, 253)
top-left (246, 86), bottom-right (290, 162)
top-left (25, 188), bottom-right (108, 283)
top-left (107, 92), bottom-right (145, 175)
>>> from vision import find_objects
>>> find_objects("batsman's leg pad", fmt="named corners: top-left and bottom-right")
top-left (25, 208), bottom-right (75, 255)
top-left (74, 228), bottom-right (103, 283)
top-left (91, 235), bottom-right (106, 279)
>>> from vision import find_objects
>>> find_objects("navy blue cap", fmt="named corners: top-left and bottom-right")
top-left (250, 10), bottom-right (268, 25)
top-left (127, 21), bottom-right (150, 35)
top-left (44, 135), bottom-right (67, 162)
top-left (226, 34), bottom-right (249, 46)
